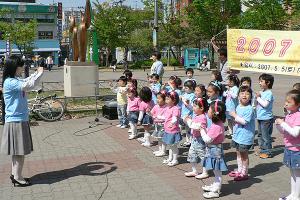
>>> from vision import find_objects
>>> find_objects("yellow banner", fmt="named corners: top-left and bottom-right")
top-left (227, 29), bottom-right (300, 76)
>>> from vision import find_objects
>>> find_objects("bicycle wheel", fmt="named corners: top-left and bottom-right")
top-left (36, 99), bottom-right (65, 122)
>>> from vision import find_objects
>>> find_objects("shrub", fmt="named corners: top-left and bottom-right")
top-left (161, 57), bottom-right (181, 66)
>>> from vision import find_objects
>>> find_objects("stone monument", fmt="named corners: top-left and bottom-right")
top-left (64, 0), bottom-right (99, 97)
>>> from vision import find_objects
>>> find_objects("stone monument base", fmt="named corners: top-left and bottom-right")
top-left (64, 61), bottom-right (99, 97)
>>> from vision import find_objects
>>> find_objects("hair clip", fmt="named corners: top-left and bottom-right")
top-left (169, 91), bottom-right (176, 96)
top-left (160, 90), bottom-right (166, 95)
top-left (194, 98), bottom-right (204, 108)
top-left (214, 100), bottom-right (219, 115)
top-left (211, 81), bottom-right (221, 90)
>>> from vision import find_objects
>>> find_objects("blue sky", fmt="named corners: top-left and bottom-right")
top-left (36, 0), bottom-right (144, 9)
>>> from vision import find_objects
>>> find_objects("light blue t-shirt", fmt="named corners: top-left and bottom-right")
top-left (233, 104), bottom-right (255, 145)
top-left (3, 78), bottom-right (29, 122)
top-left (181, 92), bottom-right (195, 118)
top-left (225, 86), bottom-right (239, 119)
top-left (151, 82), bottom-right (161, 104)
top-left (206, 113), bottom-right (212, 128)
top-left (256, 90), bottom-right (274, 120)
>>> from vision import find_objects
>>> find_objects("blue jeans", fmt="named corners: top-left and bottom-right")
top-left (257, 119), bottom-right (273, 155)
top-left (117, 104), bottom-right (127, 126)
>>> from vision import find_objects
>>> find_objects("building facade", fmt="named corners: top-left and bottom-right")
top-left (0, 2), bottom-right (60, 64)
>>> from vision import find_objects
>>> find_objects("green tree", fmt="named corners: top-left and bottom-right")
top-left (240, 0), bottom-right (288, 30)
top-left (282, 0), bottom-right (300, 30)
top-left (93, 2), bottom-right (148, 66)
top-left (159, 14), bottom-right (189, 59)
top-left (186, 0), bottom-right (241, 40)
top-left (8, 20), bottom-right (37, 55)
top-left (0, 9), bottom-right (37, 55)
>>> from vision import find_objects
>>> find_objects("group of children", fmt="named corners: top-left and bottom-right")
top-left (113, 68), bottom-right (300, 200)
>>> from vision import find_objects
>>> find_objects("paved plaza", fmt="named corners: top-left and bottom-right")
top-left (0, 69), bottom-right (299, 200)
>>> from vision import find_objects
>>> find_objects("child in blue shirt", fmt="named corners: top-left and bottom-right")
top-left (223, 74), bottom-right (240, 137)
top-left (255, 73), bottom-right (274, 159)
top-left (240, 77), bottom-right (256, 108)
top-left (149, 73), bottom-right (161, 104)
top-left (229, 86), bottom-right (255, 181)
top-left (180, 80), bottom-right (196, 146)
top-left (184, 68), bottom-right (197, 85)
top-left (163, 75), bottom-right (182, 95)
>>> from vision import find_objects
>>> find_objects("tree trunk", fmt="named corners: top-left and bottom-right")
top-left (106, 48), bottom-right (110, 67)
top-left (123, 46), bottom-right (129, 70)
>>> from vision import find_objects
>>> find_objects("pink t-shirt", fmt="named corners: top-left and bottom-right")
top-left (283, 111), bottom-right (300, 151)
top-left (164, 105), bottom-right (181, 134)
top-left (139, 100), bottom-right (154, 112)
top-left (151, 104), bottom-right (167, 123)
top-left (207, 121), bottom-right (225, 144)
top-left (127, 97), bottom-right (141, 112)
top-left (191, 114), bottom-right (207, 138)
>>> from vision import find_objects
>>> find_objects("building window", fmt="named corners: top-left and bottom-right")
top-left (38, 31), bottom-right (53, 39)
top-left (37, 18), bottom-right (55, 23)
top-left (36, 14), bottom-right (55, 24)
top-left (15, 18), bottom-right (31, 23)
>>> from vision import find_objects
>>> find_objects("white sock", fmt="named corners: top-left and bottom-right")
top-left (161, 143), bottom-right (166, 153)
top-left (191, 163), bottom-right (197, 173)
top-left (292, 169), bottom-right (300, 200)
top-left (12, 155), bottom-right (25, 181)
top-left (202, 167), bottom-right (208, 175)
top-left (144, 131), bottom-right (150, 144)
top-left (168, 148), bottom-right (173, 161)
top-left (131, 123), bottom-right (137, 136)
top-left (171, 145), bottom-right (179, 162)
top-left (237, 155), bottom-right (242, 173)
top-left (213, 170), bottom-right (222, 188)
top-left (242, 161), bottom-right (249, 175)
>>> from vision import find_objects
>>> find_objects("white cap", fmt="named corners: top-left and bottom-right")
top-left (203, 55), bottom-right (207, 59)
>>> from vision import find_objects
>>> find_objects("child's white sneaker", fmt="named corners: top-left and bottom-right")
top-left (195, 172), bottom-right (209, 179)
top-left (116, 124), bottom-right (122, 128)
top-left (202, 183), bottom-right (221, 193)
top-left (128, 129), bottom-right (132, 133)
top-left (203, 191), bottom-right (220, 199)
top-left (120, 125), bottom-right (127, 129)
top-left (141, 141), bottom-right (151, 147)
top-left (155, 151), bottom-right (166, 157)
top-left (137, 137), bottom-right (145, 143)
top-left (163, 158), bottom-right (172, 164)
top-left (128, 134), bottom-right (136, 140)
top-left (153, 150), bottom-right (160, 155)
top-left (167, 160), bottom-right (178, 167)
top-left (184, 171), bottom-right (198, 177)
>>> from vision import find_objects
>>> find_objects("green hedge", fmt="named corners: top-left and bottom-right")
top-left (130, 57), bottom-right (181, 69)
top-left (161, 58), bottom-right (181, 66)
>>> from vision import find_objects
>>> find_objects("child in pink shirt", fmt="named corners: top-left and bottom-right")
top-left (184, 97), bottom-right (209, 179)
top-left (127, 87), bottom-right (141, 140)
top-left (162, 91), bottom-right (182, 167)
top-left (200, 100), bottom-right (228, 199)
top-left (276, 90), bottom-right (300, 200)
top-left (151, 91), bottom-right (168, 157)
top-left (137, 86), bottom-right (154, 147)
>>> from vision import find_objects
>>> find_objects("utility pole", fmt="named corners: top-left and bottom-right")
top-left (153, 0), bottom-right (159, 51)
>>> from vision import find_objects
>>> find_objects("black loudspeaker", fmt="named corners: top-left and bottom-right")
top-left (102, 101), bottom-right (118, 120)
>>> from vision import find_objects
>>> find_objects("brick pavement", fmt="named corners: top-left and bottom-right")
top-left (0, 116), bottom-right (292, 200)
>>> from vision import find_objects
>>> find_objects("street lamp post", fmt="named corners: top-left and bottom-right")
top-left (153, 0), bottom-right (159, 51)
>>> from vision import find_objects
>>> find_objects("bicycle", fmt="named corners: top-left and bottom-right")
top-left (28, 89), bottom-right (65, 122)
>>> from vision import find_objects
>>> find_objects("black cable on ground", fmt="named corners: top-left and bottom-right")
top-left (42, 119), bottom-right (116, 200)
